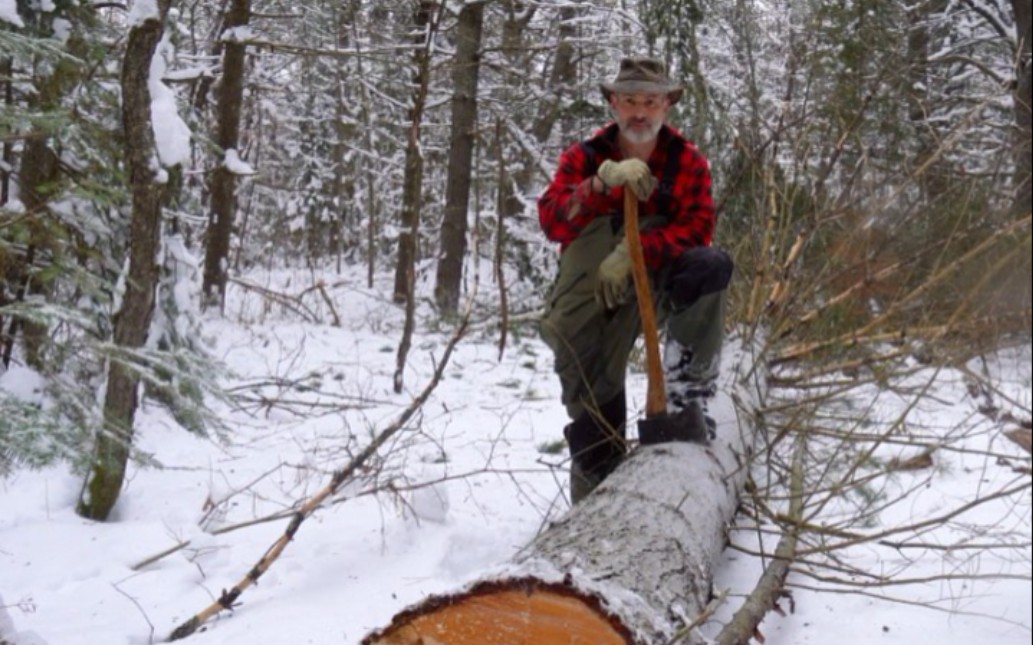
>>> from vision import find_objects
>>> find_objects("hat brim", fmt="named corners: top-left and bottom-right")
top-left (601, 81), bottom-right (683, 105)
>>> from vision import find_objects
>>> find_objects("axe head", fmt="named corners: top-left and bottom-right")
top-left (637, 401), bottom-right (713, 446)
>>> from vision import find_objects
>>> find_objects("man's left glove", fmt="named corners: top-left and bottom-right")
top-left (596, 240), bottom-right (632, 309)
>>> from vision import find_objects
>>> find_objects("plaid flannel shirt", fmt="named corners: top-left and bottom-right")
top-left (538, 123), bottom-right (715, 270)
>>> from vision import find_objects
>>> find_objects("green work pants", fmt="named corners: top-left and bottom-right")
top-left (540, 216), bottom-right (728, 421)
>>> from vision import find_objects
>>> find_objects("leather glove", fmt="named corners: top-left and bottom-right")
top-left (597, 159), bottom-right (657, 202)
top-left (596, 240), bottom-right (633, 309)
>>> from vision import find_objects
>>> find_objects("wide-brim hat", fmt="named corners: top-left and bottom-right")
top-left (600, 56), bottom-right (683, 105)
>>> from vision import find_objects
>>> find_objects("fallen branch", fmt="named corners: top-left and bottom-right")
top-left (229, 276), bottom-right (321, 323)
top-left (166, 300), bottom-right (474, 641)
top-left (315, 281), bottom-right (341, 327)
top-left (714, 435), bottom-right (806, 645)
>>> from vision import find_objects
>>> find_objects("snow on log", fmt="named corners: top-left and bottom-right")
top-left (362, 336), bottom-right (764, 645)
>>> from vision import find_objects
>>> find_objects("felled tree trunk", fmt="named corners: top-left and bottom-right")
top-left (363, 340), bottom-right (762, 645)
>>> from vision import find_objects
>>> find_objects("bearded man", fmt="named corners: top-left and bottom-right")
top-left (538, 56), bottom-right (734, 504)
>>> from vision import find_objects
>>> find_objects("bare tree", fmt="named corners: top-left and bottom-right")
top-left (202, 0), bottom-right (252, 310)
top-left (77, 0), bottom-right (173, 520)
top-left (0, 57), bottom-right (11, 206)
top-left (392, 0), bottom-right (441, 305)
top-left (434, 1), bottom-right (486, 315)
top-left (1011, 0), bottom-right (1032, 217)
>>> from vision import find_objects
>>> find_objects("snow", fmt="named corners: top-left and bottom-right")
top-left (149, 34), bottom-right (191, 169)
top-left (223, 149), bottom-right (255, 176)
top-left (0, 364), bottom-right (44, 398)
top-left (0, 0), bottom-right (22, 28)
top-left (127, 0), bottom-right (160, 28)
top-left (220, 27), bottom-right (253, 44)
top-left (1, 270), bottom-right (1030, 645)
top-left (51, 18), bottom-right (71, 44)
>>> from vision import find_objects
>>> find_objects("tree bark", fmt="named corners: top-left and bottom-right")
top-left (77, 0), bottom-right (171, 521)
top-left (330, 1), bottom-right (361, 273)
top-left (907, 0), bottom-right (951, 202)
top-left (1011, 0), bottom-right (1032, 218)
top-left (0, 57), bottom-right (11, 206)
top-left (363, 339), bottom-right (763, 645)
top-left (392, 1), bottom-right (438, 305)
top-left (202, 0), bottom-right (251, 309)
top-left (496, 2), bottom-right (580, 279)
top-left (0, 138), bottom-right (57, 371)
top-left (434, 1), bottom-right (485, 315)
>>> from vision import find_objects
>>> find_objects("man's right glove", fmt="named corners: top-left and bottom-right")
top-left (596, 240), bottom-right (632, 310)
top-left (597, 159), bottom-right (657, 202)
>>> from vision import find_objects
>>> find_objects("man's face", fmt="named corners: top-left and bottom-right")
top-left (610, 93), bottom-right (670, 144)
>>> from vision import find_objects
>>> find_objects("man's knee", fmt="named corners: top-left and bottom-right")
top-left (665, 247), bottom-right (734, 310)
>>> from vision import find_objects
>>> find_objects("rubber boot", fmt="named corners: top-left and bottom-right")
top-left (565, 391), bottom-right (626, 504)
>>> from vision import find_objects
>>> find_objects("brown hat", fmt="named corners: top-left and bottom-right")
top-left (600, 56), bottom-right (683, 105)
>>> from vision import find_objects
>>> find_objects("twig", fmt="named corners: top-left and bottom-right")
top-left (665, 589), bottom-right (729, 645)
top-left (166, 299), bottom-right (475, 641)
top-left (714, 435), bottom-right (807, 645)
top-left (112, 582), bottom-right (156, 644)
top-left (228, 276), bottom-right (320, 323)
top-left (314, 281), bottom-right (341, 327)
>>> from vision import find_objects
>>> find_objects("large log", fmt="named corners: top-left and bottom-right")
top-left (363, 337), bottom-right (763, 645)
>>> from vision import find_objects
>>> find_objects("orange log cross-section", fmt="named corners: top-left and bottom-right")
top-left (366, 581), bottom-right (634, 645)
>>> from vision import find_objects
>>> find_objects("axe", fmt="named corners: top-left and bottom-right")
top-left (623, 190), bottom-right (701, 445)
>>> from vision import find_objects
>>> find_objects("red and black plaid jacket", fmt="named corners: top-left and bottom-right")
top-left (538, 123), bottom-right (715, 270)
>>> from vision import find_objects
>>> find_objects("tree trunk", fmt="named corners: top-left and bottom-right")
top-left (496, 2), bottom-right (579, 278)
top-left (0, 56), bottom-right (11, 362)
top-left (364, 339), bottom-right (762, 645)
top-left (330, 2), bottom-right (361, 273)
top-left (434, 1), bottom-right (485, 315)
top-left (1, 136), bottom-right (57, 371)
top-left (77, 0), bottom-right (171, 521)
top-left (392, 1), bottom-right (438, 305)
top-left (1012, 0), bottom-right (1032, 218)
top-left (202, 0), bottom-right (251, 309)
top-left (907, 0), bottom-right (950, 202)
top-left (0, 57), bottom-right (11, 206)
top-left (353, 27), bottom-right (379, 290)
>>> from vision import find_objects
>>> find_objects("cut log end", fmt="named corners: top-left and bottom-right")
top-left (362, 579), bottom-right (635, 645)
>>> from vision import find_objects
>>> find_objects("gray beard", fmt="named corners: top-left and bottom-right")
top-left (614, 112), bottom-right (663, 144)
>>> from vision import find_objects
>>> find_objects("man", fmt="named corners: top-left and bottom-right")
top-left (538, 56), bottom-right (734, 504)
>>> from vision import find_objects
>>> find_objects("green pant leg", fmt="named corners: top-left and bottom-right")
top-left (663, 289), bottom-right (727, 387)
top-left (540, 218), bottom-right (634, 420)
top-left (657, 244), bottom-right (733, 395)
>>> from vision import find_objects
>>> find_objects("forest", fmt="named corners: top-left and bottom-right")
top-left (1, 0), bottom-right (1031, 643)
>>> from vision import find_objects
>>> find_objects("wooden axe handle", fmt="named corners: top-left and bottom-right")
top-left (624, 190), bottom-right (667, 418)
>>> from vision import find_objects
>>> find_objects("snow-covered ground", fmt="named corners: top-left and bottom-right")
top-left (1, 271), bottom-right (1030, 645)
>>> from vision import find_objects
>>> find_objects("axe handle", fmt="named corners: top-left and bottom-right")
top-left (623, 190), bottom-right (667, 418)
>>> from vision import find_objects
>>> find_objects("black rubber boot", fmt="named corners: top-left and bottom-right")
top-left (566, 391), bottom-right (627, 503)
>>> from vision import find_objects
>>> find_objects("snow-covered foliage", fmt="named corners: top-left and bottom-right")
top-left (0, 0), bottom-right (222, 470)
top-left (1, 0), bottom-right (1029, 641)
top-left (0, 272), bottom-right (1029, 644)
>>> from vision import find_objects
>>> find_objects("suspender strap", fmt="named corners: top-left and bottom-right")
top-left (654, 136), bottom-right (685, 218)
